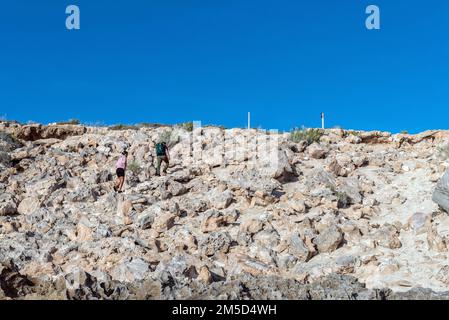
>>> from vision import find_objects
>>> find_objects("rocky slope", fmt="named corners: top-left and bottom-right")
top-left (2, 121), bottom-right (449, 300)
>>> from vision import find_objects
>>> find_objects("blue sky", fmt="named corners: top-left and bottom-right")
top-left (0, 0), bottom-right (448, 133)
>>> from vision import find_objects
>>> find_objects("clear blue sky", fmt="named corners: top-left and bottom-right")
top-left (0, 1), bottom-right (448, 133)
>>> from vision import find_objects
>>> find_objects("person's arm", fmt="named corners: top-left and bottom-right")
top-left (165, 148), bottom-right (170, 161)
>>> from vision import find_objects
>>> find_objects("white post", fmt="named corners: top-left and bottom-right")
top-left (248, 112), bottom-right (251, 129)
top-left (321, 112), bottom-right (325, 129)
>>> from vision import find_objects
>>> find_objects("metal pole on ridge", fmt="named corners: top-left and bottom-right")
top-left (321, 112), bottom-right (325, 129)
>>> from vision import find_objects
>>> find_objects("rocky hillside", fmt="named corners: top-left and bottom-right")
top-left (2, 121), bottom-right (449, 300)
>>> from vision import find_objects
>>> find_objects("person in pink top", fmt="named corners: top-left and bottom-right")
top-left (114, 150), bottom-right (128, 193)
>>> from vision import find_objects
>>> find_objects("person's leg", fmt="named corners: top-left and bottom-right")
top-left (119, 176), bottom-right (125, 192)
top-left (163, 156), bottom-right (169, 174)
top-left (114, 176), bottom-right (120, 191)
top-left (156, 156), bottom-right (162, 175)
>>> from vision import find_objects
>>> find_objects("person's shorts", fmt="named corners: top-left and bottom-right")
top-left (116, 168), bottom-right (125, 177)
top-left (157, 155), bottom-right (169, 162)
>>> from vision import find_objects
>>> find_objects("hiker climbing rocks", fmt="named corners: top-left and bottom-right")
top-left (155, 141), bottom-right (170, 176)
top-left (114, 150), bottom-right (128, 192)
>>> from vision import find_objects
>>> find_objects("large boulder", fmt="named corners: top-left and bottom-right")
top-left (308, 143), bottom-right (328, 159)
top-left (110, 258), bottom-right (150, 283)
top-left (433, 168), bottom-right (449, 213)
top-left (289, 232), bottom-right (312, 262)
top-left (17, 197), bottom-right (42, 215)
top-left (215, 167), bottom-right (281, 195)
top-left (313, 226), bottom-right (343, 253)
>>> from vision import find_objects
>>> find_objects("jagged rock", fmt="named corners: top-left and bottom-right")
top-left (240, 218), bottom-right (265, 235)
top-left (67, 185), bottom-right (98, 202)
top-left (427, 227), bottom-right (447, 252)
top-left (308, 143), bottom-right (328, 159)
top-left (152, 212), bottom-right (176, 232)
top-left (289, 232), bottom-right (312, 262)
top-left (197, 266), bottom-right (213, 284)
top-left (201, 209), bottom-right (226, 233)
top-left (0, 193), bottom-right (18, 216)
top-left (345, 134), bottom-right (362, 144)
top-left (200, 232), bottom-right (232, 256)
top-left (138, 205), bottom-right (162, 229)
top-left (0, 132), bottom-right (22, 151)
top-left (167, 180), bottom-right (187, 196)
top-left (25, 176), bottom-right (64, 198)
top-left (208, 189), bottom-right (234, 210)
top-left (13, 124), bottom-right (87, 141)
top-left (17, 197), bottom-right (42, 215)
top-left (179, 197), bottom-right (209, 216)
top-left (433, 168), bottom-right (449, 213)
top-left (0, 262), bottom-right (35, 298)
top-left (76, 218), bottom-right (94, 242)
top-left (215, 167), bottom-right (281, 195)
top-left (373, 224), bottom-right (402, 249)
top-left (0, 151), bottom-right (11, 170)
top-left (337, 178), bottom-right (363, 205)
top-left (110, 258), bottom-right (150, 283)
top-left (328, 154), bottom-right (358, 177)
top-left (313, 226), bottom-right (343, 253)
top-left (2, 122), bottom-right (449, 300)
top-left (408, 212), bottom-right (432, 235)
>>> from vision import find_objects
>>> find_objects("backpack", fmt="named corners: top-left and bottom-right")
top-left (155, 142), bottom-right (166, 156)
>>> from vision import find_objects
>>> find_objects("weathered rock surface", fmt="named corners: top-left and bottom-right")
top-left (433, 168), bottom-right (449, 213)
top-left (1, 121), bottom-right (449, 299)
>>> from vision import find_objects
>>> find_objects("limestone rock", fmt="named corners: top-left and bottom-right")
top-left (208, 189), bottom-right (234, 210)
top-left (2, 122), bottom-right (449, 299)
top-left (200, 232), bottom-right (232, 256)
top-left (433, 168), bottom-right (449, 213)
top-left (14, 124), bottom-right (86, 141)
top-left (110, 258), bottom-right (150, 283)
top-left (408, 212), bottom-right (432, 235)
top-left (17, 197), bottom-right (42, 215)
top-left (289, 232), bottom-right (312, 262)
top-left (373, 224), bottom-right (402, 249)
top-left (313, 226), bottom-right (343, 253)
top-left (0, 193), bottom-right (18, 216)
top-left (308, 143), bottom-right (328, 159)
top-left (167, 180), bottom-right (187, 196)
top-left (198, 266), bottom-right (213, 284)
top-left (201, 209), bottom-right (226, 233)
top-left (152, 213), bottom-right (176, 232)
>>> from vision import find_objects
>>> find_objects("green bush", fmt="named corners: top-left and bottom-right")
top-left (335, 191), bottom-right (350, 208)
top-left (327, 184), bottom-right (350, 208)
top-left (343, 130), bottom-right (361, 138)
top-left (290, 128), bottom-right (324, 145)
top-left (138, 123), bottom-right (171, 129)
top-left (66, 145), bottom-right (78, 153)
top-left (178, 121), bottom-right (194, 132)
top-left (400, 130), bottom-right (409, 134)
top-left (56, 119), bottom-right (80, 125)
top-left (127, 160), bottom-right (142, 176)
top-left (109, 124), bottom-right (139, 131)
